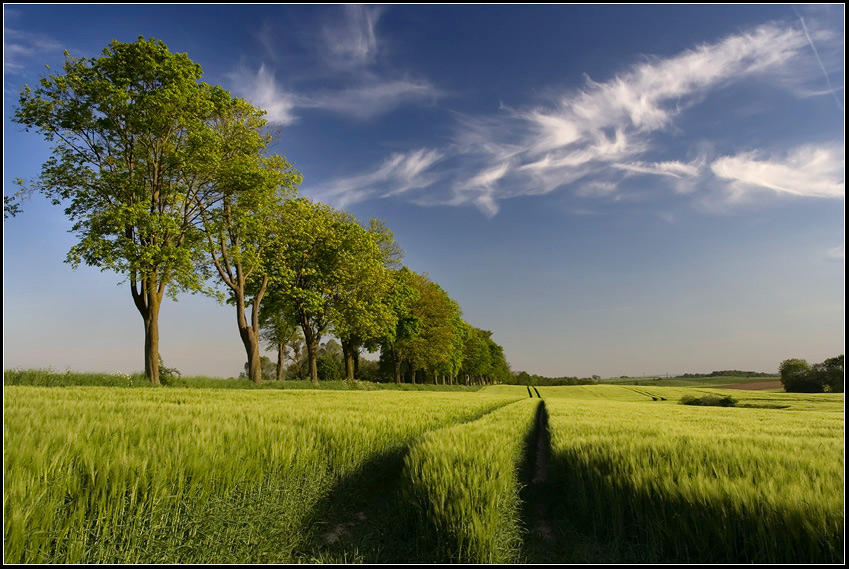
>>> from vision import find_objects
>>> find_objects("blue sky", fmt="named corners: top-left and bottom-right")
top-left (3, 4), bottom-right (844, 378)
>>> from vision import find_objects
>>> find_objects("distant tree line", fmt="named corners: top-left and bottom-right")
top-left (779, 355), bottom-right (844, 393)
top-left (678, 370), bottom-right (777, 379)
top-left (510, 371), bottom-right (598, 387)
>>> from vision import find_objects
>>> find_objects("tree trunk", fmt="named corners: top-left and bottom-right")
top-left (225, 267), bottom-right (267, 385)
top-left (409, 361), bottom-right (417, 384)
top-left (306, 337), bottom-right (319, 383)
top-left (393, 350), bottom-right (402, 384)
top-left (276, 342), bottom-right (285, 380)
top-left (133, 274), bottom-right (163, 386)
top-left (341, 338), bottom-right (356, 381)
top-left (142, 292), bottom-right (161, 386)
top-left (297, 310), bottom-right (320, 384)
top-left (236, 292), bottom-right (263, 385)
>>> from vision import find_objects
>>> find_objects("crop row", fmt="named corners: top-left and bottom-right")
top-left (5, 385), bottom-right (843, 563)
top-left (403, 397), bottom-right (539, 563)
top-left (543, 394), bottom-right (844, 563)
top-left (4, 387), bottom-right (521, 564)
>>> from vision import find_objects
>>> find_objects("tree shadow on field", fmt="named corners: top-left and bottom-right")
top-left (517, 401), bottom-right (627, 564)
top-left (536, 451), bottom-right (844, 564)
top-left (293, 447), bottom-right (433, 564)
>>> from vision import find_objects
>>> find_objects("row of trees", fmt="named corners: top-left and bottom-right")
top-left (10, 37), bottom-right (510, 386)
top-left (510, 371), bottom-right (598, 386)
top-left (778, 355), bottom-right (844, 393)
top-left (678, 370), bottom-right (776, 379)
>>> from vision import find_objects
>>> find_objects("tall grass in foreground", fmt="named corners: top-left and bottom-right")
top-left (545, 398), bottom-right (844, 563)
top-left (4, 387), bottom-right (518, 564)
top-left (402, 398), bottom-right (539, 563)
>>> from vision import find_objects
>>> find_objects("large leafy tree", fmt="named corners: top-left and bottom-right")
top-left (192, 97), bottom-right (301, 384)
top-left (778, 358), bottom-right (819, 393)
top-left (397, 272), bottom-right (462, 383)
top-left (813, 354), bottom-right (844, 393)
top-left (12, 37), bottom-right (245, 384)
top-left (460, 327), bottom-right (494, 385)
top-left (267, 198), bottom-right (382, 383)
top-left (334, 219), bottom-right (403, 381)
top-left (378, 267), bottom-right (421, 384)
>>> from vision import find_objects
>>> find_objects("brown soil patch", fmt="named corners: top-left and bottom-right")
top-left (718, 380), bottom-right (783, 391)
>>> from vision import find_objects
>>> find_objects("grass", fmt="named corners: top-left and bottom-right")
top-left (402, 398), bottom-right (539, 563)
top-left (3, 370), bottom-right (843, 564)
top-left (3, 386), bottom-right (518, 564)
top-left (543, 396), bottom-right (844, 563)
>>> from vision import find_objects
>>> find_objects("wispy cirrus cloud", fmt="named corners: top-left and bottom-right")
top-left (233, 6), bottom-right (441, 124)
top-left (323, 22), bottom-right (840, 216)
top-left (307, 78), bottom-right (442, 119)
top-left (712, 144), bottom-right (845, 200)
top-left (308, 148), bottom-right (443, 207)
top-left (825, 244), bottom-right (844, 261)
top-left (448, 23), bottom-right (812, 214)
top-left (321, 5), bottom-right (382, 68)
top-left (227, 64), bottom-right (302, 125)
top-left (3, 26), bottom-right (62, 75)
top-left (613, 160), bottom-right (702, 179)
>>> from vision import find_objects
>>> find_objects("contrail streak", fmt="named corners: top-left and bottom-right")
top-left (796, 10), bottom-right (844, 112)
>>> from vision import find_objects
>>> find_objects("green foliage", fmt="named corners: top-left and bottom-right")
top-left (158, 356), bottom-right (182, 385)
top-left (510, 371), bottom-right (599, 386)
top-left (264, 198), bottom-right (391, 382)
top-left (316, 354), bottom-right (342, 382)
top-left (678, 393), bottom-right (737, 407)
top-left (191, 96), bottom-right (301, 383)
top-left (13, 37), bottom-right (214, 295)
top-left (679, 370), bottom-right (776, 379)
top-left (11, 37), bottom-right (287, 384)
top-left (811, 355), bottom-right (844, 394)
top-left (397, 272), bottom-right (465, 380)
top-left (779, 356), bottom-right (843, 393)
top-left (240, 356), bottom-right (277, 381)
top-left (3, 368), bottom-right (147, 388)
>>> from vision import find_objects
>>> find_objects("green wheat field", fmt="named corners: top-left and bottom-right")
top-left (3, 372), bottom-right (844, 563)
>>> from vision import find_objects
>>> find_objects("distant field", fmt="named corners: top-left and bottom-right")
top-left (598, 375), bottom-right (783, 389)
top-left (718, 379), bottom-right (783, 390)
top-left (4, 372), bottom-right (843, 563)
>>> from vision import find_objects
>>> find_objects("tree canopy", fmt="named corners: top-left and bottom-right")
top-left (12, 37), bottom-right (250, 384)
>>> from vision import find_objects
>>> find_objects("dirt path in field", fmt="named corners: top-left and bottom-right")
top-left (718, 380), bottom-right (783, 390)
top-left (521, 400), bottom-right (555, 550)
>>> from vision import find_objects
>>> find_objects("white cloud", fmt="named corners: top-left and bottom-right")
top-left (309, 148), bottom-right (443, 207)
top-left (825, 244), bottom-right (844, 260)
top-left (433, 23), bottom-right (812, 212)
top-left (228, 64), bottom-right (300, 125)
top-left (302, 21), bottom-right (836, 216)
top-left (321, 5), bottom-right (382, 67)
top-left (308, 78), bottom-right (442, 119)
top-left (712, 145), bottom-right (844, 199)
top-left (613, 160), bottom-right (702, 179)
top-left (231, 6), bottom-right (440, 123)
top-left (3, 27), bottom-right (62, 75)
top-left (229, 65), bottom-right (441, 123)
